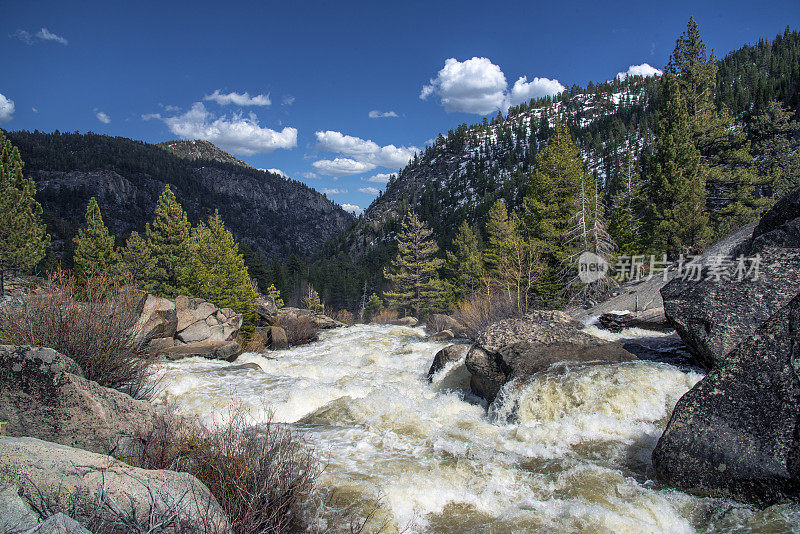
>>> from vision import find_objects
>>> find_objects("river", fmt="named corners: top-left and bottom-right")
top-left (148, 324), bottom-right (800, 533)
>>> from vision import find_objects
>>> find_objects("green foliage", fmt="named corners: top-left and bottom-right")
top-left (185, 210), bottom-right (258, 321)
top-left (146, 185), bottom-right (191, 297)
top-left (117, 231), bottom-right (156, 289)
top-left (484, 199), bottom-right (516, 277)
top-left (384, 213), bottom-right (444, 317)
top-left (364, 293), bottom-right (383, 321)
top-left (607, 148), bottom-right (644, 255)
top-left (304, 285), bottom-right (324, 314)
top-left (444, 221), bottom-right (484, 304)
top-left (749, 101), bottom-right (800, 198)
top-left (265, 284), bottom-right (284, 308)
top-left (0, 131), bottom-right (49, 292)
top-left (72, 197), bottom-right (117, 276)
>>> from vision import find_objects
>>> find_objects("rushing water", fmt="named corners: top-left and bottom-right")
top-left (149, 325), bottom-right (800, 533)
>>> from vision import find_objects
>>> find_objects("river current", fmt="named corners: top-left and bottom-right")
top-left (149, 324), bottom-right (800, 533)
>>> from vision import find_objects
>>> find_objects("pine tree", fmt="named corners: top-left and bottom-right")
top-left (643, 73), bottom-right (708, 257)
top-left (185, 210), bottom-right (257, 320)
top-left (384, 212), bottom-right (444, 317)
top-left (117, 231), bottom-right (156, 288)
top-left (146, 185), bottom-right (192, 297)
top-left (607, 148), bottom-right (643, 255)
top-left (749, 101), bottom-right (800, 197)
top-left (444, 220), bottom-right (484, 303)
top-left (304, 284), bottom-right (324, 314)
top-left (484, 199), bottom-right (515, 277)
top-left (265, 284), bottom-right (284, 308)
top-left (364, 293), bottom-right (383, 321)
top-left (666, 16), bottom-right (718, 120)
top-left (73, 197), bottom-right (117, 276)
top-left (0, 131), bottom-right (49, 296)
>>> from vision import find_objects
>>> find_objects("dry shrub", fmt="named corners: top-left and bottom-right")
top-left (371, 308), bottom-right (398, 324)
top-left (333, 309), bottom-right (355, 325)
top-left (134, 406), bottom-right (319, 534)
top-left (278, 314), bottom-right (319, 346)
top-left (241, 333), bottom-right (267, 354)
top-left (454, 290), bottom-right (518, 340)
top-left (0, 269), bottom-right (153, 399)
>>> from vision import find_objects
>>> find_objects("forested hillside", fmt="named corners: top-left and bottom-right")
top-left (4, 131), bottom-right (353, 267)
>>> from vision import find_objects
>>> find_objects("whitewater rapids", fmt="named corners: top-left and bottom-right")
top-left (149, 324), bottom-right (800, 533)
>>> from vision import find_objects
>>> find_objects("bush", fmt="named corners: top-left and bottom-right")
top-left (0, 269), bottom-right (153, 399)
top-left (454, 290), bottom-right (518, 340)
top-left (370, 308), bottom-right (398, 324)
top-left (278, 314), bottom-right (319, 347)
top-left (332, 309), bottom-right (354, 325)
top-left (134, 406), bottom-right (320, 534)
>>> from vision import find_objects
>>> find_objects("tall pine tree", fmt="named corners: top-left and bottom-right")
top-left (444, 220), bottom-right (484, 303)
top-left (0, 131), bottom-right (49, 295)
top-left (384, 212), bottom-right (444, 317)
top-left (117, 231), bottom-right (156, 289)
top-left (72, 197), bottom-right (117, 276)
top-left (146, 185), bottom-right (192, 297)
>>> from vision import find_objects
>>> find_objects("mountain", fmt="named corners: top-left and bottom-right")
top-left (6, 131), bottom-right (354, 263)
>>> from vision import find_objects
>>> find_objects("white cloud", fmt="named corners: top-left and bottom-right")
top-left (364, 173), bottom-right (394, 184)
top-left (300, 171), bottom-right (319, 179)
top-left (315, 130), bottom-right (417, 169)
top-left (162, 102), bottom-right (297, 156)
top-left (359, 186), bottom-right (381, 196)
top-left (12, 27), bottom-right (68, 45)
top-left (616, 63), bottom-right (662, 80)
top-left (420, 57), bottom-right (564, 114)
top-left (321, 188), bottom-right (347, 195)
top-left (141, 112), bottom-right (161, 121)
top-left (203, 90), bottom-right (271, 107)
top-left (420, 57), bottom-right (508, 115)
top-left (312, 157), bottom-right (376, 177)
top-left (368, 110), bottom-right (398, 118)
top-left (0, 94), bottom-right (15, 123)
top-left (262, 168), bottom-right (287, 178)
top-left (508, 76), bottom-right (565, 106)
top-left (31, 107), bottom-right (38, 113)
top-left (37, 28), bottom-right (68, 45)
top-left (96, 111), bottom-right (111, 124)
top-left (282, 95), bottom-right (295, 106)
top-left (341, 203), bottom-right (363, 215)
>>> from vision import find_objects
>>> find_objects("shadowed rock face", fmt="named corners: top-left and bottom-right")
top-left (652, 293), bottom-right (800, 506)
top-left (661, 187), bottom-right (800, 370)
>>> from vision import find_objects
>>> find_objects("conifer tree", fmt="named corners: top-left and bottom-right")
top-left (749, 101), bottom-right (800, 197)
top-left (0, 131), bottom-right (49, 295)
top-left (484, 199), bottom-right (515, 277)
top-left (146, 185), bottom-right (192, 297)
top-left (607, 148), bottom-right (643, 255)
top-left (117, 231), bottom-right (156, 289)
top-left (384, 212), bottom-right (444, 317)
top-left (73, 197), bottom-right (117, 276)
top-left (666, 16), bottom-right (717, 120)
top-left (265, 283), bottom-right (284, 308)
top-left (304, 284), bottom-right (324, 314)
top-left (364, 293), bottom-right (383, 322)
top-left (643, 73), bottom-right (708, 257)
top-left (444, 220), bottom-right (484, 303)
top-left (185, 210), bottom-right (257, 320)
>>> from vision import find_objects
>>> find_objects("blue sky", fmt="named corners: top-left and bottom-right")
top-left (2, 1), bottom-right (798, 215)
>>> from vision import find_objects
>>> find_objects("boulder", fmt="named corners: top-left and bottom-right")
top-left (0, 345), bottom-right (162, 457)
top-left (427, 344), bottom-right (470, 380)
top-left (597, 308), bottom-right (668, 332)
top-left (661, 189), bottom-right (800, 369)
top-left (277, 307), bottom-right (344, 329)
top-left (392, 316), bottom-right (418, 327)
top-left (652, 293), bottom-right (800, 506)
top-left (430, 329), bottom-right (454, 341)
top-left (267, 326), bottom-right (289, 350)
top-left (29, 513), bottom-right (92, 534)
top-left (175, 296), bottom-right (242, 344)
top-left (155, 341), bottom-right (242, 361)
top-left (146, 336), bottom-right (176, 353)
top-left (132, 293), bottom-right (177, 342)
top-left (1, 484), bottom-right (40, 533)
top-left (0, 437), bottom-right (229, 533)
top-left (256, 294), bottom-right (278, 319)
top-left (465, 311), bottom-right (636, 401)
top-left (426, 314), bottom-right (468, 338)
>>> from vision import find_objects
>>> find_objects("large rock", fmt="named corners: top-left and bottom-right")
top-left (276, 307), bottom-right (344, 329)
top-left (1, 484), bottom-right (40, 532)
top-left (465, 311), bottom-right (636, 401)
top-left (175, 296), bottom-right (243, 344)
top-left (662, 190), bottom-right (800, 369)
top-left (0, 437), bottom-right (230, 533)
top-left (29, 513), bottom-right (92, 534)
top-left (155, 341), bottom-right (242, 361)
top-left (132, 293), bottom-right (177, 342)
top-left (426, 314), bottom-right (468, 338)
top-left (652, 293), bottom-right (800, 505)
top-left (256, 294), bottom-right (278, 319)
top-left (597, 308), bottom-right (668, 333)
top-left (427, 344), bottom-right (470, 380)
top-left (267, 326), bottom-right (289, 350)
top-left (0, 345), bottom-right (162, 457)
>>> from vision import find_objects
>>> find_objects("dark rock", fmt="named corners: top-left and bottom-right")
top-left (652, 293), bottom-right (800, 506)
top-left (661, 188), bottom-right (800, 369)
top-left (597, 308), bottom-right (668, 333)
top-left (156, 340), bottom-right (242, 361)
top-left (225, 362), bottom-right (263, 372)
top-left (256, 295), bottom-right (278, 319)
top-left (427, 344), bottom-right (470, 380)
top-left (0, 345), bottom-right (162, 457)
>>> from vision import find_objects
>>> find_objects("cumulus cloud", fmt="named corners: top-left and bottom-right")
top-left (263, 168), bottom-right (287, 178)
top-left (358, 186), bottom-right (381, 196)
top-left (312, 157), bottom-right (376, 177)
top-left (420, 57), bottom-right (564, 114)
top-left (0, 94), bottom-right (15, 123)
top-left (364, 173), bottom-right (394, 183)
top-left (162, 102), bottom-right (297, 156)
top-left (321, 188), bottom-right (347, 195)
top-left (341, 203), bottom-right (363, 215)
top-left (508, 76), bottom-right (566, 106)
top-left (616, 63), bottom-right (662, 80)
top-left (95, 111), bottom-right (111, 124)
top-left (315, 130), bottom-right (418, 169)
top-left (203, 90), bottom-right (271, 106)
top-left (300, 171), bottom-right (319, 179)
top-left (12, 28), bottom-right (68, 45)
top-left (368, 110), bottom-right (398, 118)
